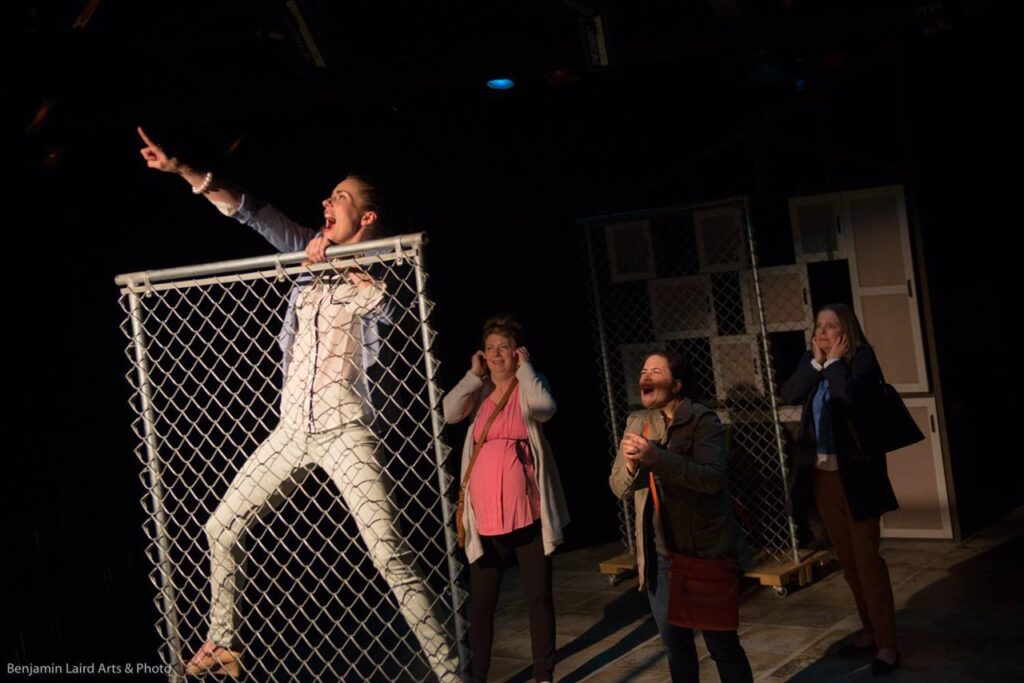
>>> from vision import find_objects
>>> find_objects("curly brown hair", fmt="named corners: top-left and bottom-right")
top-left (481, 316), bottom-right (526, 348)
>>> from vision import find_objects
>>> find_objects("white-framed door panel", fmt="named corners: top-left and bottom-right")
top-left (842, 185), bottom-right (929, 393)
top-left (880, 397), bottom-right (952, 539)
top-left (789, 192), bottom-right (845, 263)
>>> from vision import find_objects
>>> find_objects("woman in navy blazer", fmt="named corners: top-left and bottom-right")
top-left (780, 303), bottom-right (900, 676)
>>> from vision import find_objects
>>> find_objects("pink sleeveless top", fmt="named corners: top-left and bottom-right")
top-left (469, 386), bottom-right (541, 536)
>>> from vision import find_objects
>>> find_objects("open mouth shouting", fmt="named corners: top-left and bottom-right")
top-left (639, 379), bottom-right (666, 408)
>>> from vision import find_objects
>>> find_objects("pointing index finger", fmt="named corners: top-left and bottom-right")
top-left (137, 126), bottom-right (158, 147)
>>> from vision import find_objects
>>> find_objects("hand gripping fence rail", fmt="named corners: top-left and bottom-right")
top-left (115, 233), bottom-right (468, 682)
top-left (581, 197), bottom-right (805, 566)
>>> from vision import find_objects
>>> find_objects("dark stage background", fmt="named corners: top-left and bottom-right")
top-left (8, 0), bottom-right (1016, 677)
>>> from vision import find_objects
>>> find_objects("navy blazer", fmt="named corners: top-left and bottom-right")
top-left (780, 346), bottom-right (899, 522)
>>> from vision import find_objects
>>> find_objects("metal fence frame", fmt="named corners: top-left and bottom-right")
top-left (116, 233), bottom-right (467, 682)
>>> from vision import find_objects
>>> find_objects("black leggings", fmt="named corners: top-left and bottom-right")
top-left (469, 521), bottom-right (554, 682)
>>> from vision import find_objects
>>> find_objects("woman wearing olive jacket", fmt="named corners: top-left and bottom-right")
top-left (610, 350), bottom-right (752, 683)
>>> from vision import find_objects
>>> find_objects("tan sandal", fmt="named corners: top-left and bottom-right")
top-left (185, 641), bottom-right (242, 678)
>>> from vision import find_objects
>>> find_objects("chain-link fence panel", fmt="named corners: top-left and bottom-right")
top-left (582, 199), bottom-right (802, 564)
top-left (116, 234), bottom-right (466, 682)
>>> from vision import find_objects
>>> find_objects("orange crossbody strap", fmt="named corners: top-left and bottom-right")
top-left (642, 420), bottom-right (661, 515)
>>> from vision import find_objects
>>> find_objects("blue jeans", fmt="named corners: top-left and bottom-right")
top-left (647, 555), bottom-right (752, 683)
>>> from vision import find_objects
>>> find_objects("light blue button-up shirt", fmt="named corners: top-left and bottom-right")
top-left (232, 193), bottom-right (392, 382)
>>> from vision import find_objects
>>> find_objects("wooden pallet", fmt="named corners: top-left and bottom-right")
top-left (598, 552), bottom-right (638, 585)
top-left (743, 549), bottom-right (834, 596)
top-left (599, 548), bottom-right (834, 593)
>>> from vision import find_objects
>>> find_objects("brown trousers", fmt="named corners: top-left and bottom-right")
top-left (813, 468), bottom-right (897, 649)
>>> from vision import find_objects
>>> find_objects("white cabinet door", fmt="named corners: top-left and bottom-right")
top-left (789, 193), bottom-right (845, 262)
top-left (842, 186), bottom-right (929, 393)
top-left (880, 397), bottom-right (953, 539)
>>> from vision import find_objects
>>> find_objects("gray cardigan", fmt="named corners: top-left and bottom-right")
top-left (442, 363), bottom-right (570, 564)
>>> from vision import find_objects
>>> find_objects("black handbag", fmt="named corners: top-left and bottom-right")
top-left (874, 372), bottom-right (925, 453)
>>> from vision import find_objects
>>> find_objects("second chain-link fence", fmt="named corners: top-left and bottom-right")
top-left (583, 198), bottom-right (807, 564)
